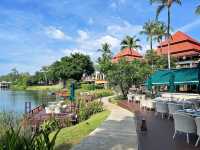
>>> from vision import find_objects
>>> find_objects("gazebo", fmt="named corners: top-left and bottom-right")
top-left (112, 48), bottom-right (142, 63)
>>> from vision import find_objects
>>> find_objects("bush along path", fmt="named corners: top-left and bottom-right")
top-left (72, 96), bottom-right (138, 150)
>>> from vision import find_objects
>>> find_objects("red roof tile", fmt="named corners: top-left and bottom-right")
top-left (112, 48), bottom-right (142, 63)
top-left (156, 31), bottom-right (200, 57)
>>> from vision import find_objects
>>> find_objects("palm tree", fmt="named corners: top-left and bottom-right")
top-left (97, 43), bottom-right (112, 60)
top-left (97, 43), bottom-right (112, 74)
top-left (154, 21), bottom-right (168, 51)
top-left (140, 20), bottom-right (157, 50)
top-left (196, 5), bottom-right (200, 15)
top-left (150, 0), bottom-right (182, 69)
top-left (120, 35), bottom-right (142, 52)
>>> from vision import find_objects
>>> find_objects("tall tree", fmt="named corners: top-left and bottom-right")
top-left (120, 35), bottom-right (142, 51)
top-left (154, 21), bottom-right (168, 45)
top-left (150, 0), bottom-right (182, 69)
top-left (140, 20), bottom-right (157, 50)
top-left (196, 5), bottom-right (200, 15)
top-left (97, 43), bottom-right (112, 75)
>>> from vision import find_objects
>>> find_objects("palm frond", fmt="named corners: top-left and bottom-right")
top-left (174, 0), bottom-right (182, 5)
top-left (156, 4), bottom-right (165, 19)
top-left (196, 5), bottom-right (200, 15)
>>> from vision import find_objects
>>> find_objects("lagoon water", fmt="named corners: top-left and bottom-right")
top-left (0, 90), bottom-right (56, 114)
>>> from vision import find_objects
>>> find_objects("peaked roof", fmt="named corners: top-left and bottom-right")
top-left (112, 48), bottom-right (142, 63)
top-left (156, 31), bottom-right (200, 57)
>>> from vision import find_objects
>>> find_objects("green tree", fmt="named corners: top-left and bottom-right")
top-left (150, 0), bottom-right (182, 69)
top-left (97, 43), bottom-right (112, 75)
top-left (107, 59), bottom-right (151, 97)
top-left (196, 5), bottom-right (200, 15)
top-left (55, 53), bottom-right (94, 87)
top-left (144, 49), bottom-right (176, 70)
top-left (140, 20), bottom-right (157, 50)
top-left (154, 21), bottom-right (168, 46)
top-left (145, 49), bottom-right (160, 69)
top-left (120, 35), bottom-right (142, 51)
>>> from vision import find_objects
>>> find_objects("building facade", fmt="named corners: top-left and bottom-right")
top-left (156, 31), bottom-right (200, 68)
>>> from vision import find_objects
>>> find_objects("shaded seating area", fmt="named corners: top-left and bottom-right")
top-left (119, 101), bottom-right (200, 150)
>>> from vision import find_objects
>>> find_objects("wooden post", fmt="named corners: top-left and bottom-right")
top-left (25, 102), bottom-right (31, 114)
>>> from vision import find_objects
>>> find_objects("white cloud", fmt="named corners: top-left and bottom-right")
top-left (177, 19), bottom-right (200, 32)
top-left (107, 21), bottom-right (142, 37)
top-left (77, 30), bottom-right (89, 42)
top-left (45, 26), bottom-right (71, 40)
top-left (62, 48), bottom-right (92, 56)
top-left (97, 35), bottom-right (120, 49)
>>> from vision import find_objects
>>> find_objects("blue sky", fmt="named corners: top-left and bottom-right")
top-left (0, 0), bottom-right (199, 75)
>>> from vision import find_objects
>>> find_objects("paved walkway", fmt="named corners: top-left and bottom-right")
top-left (72, 97), bottom-right (138, 150)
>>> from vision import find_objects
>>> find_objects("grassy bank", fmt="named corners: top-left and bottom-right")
top-left (26, 84), bottom-right (62, 91)
top-left (51, 110), bottom-right (110, 150)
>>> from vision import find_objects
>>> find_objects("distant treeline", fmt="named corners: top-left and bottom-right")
top-left (0, 53), bottom-right (94, 89)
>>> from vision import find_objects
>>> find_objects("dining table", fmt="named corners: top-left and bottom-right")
top-left (177, 109), bottom-right (200, 117)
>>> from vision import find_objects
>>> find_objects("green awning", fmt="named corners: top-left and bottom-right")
top-left (146, 67), bottom-right (199, 86)
top-left (151, 70), bottom-right (171, 85)
top-left (173, 68), bottom-right (199, 85)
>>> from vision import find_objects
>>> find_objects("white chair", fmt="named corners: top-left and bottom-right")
top-left (54, 107), bottom-right (61, 113)
top-left (173, 113), bottom-right (196, 144)
top-left (140, 99), bottom-right (147, 109)
top-left (155, 102), bottom-right (168, 119)
top-left (134, 95), bottom-right (140, 102)
top-left (127, 94), bottom-right (133, 103)
top-left (195, 117), bottom-right (200, 147)
top-left (168, 103), bottom-right (183, 119)
top-left (146, 99), bottom-right (156, 110)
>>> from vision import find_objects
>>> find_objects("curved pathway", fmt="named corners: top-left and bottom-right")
top-left (72, 96), bottom-right (138, 150)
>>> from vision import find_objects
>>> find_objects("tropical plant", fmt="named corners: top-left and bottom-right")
top-left (97, 43), bottom-right (113, 75)
top-left (0, 119), bottom-right (61, 150)
top-left (140, 20), bottom-right (157, 50)
top-left (120, 35), bottom-right (142, 51)
top-left (154, 21), bottom-right (168, 45)
top-left (78, 100), bottom-right (104, 122)
top-left (196, 5), bottom-right (200, 15)
top-left (150, 0), bottom-right (182, 69)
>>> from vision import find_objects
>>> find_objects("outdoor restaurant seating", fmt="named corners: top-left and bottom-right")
top-left (173, 113), bottom-right (197, 144)
top-left (140, 98), bottom-right (147, 109)
top-left (155, 101), bottom-right (169, 119)
top-left (195, 117), bottom-right (200, 147)
top-left (168, 103), bottom-right (183, 119)
top-left (146, 99), bottom-right (156, 110)
top-left (127, 94), bottom-right (134, 103)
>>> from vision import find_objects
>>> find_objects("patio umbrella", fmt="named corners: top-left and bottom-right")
top-left (169, 71), bottom-right (175, 93)
top-left (69, 82), bottom-right (75, 101)
top-left (147, 77), bottom-right (152, 91)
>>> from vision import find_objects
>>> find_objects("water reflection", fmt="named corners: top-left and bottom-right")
top-left (0, 90), bottom-right (56, 114)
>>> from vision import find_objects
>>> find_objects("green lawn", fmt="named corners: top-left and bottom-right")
top-left (26, 84), bottom-right (62, 91)
top-left (51, 110), bottom-right (110, 150)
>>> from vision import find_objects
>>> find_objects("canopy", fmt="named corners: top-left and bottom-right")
top-left (146, 67), bottom-right (200, 88)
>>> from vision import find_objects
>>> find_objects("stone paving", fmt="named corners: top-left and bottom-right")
top-left (72, 97), bottom-right (138, 150)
